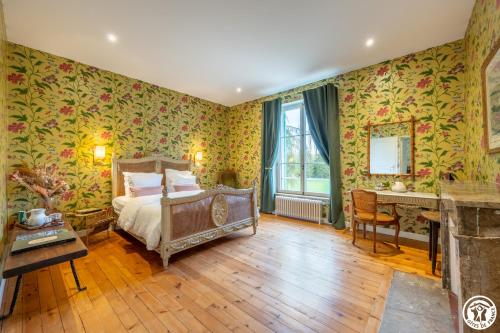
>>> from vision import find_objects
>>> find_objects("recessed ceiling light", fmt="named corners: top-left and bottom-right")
top-left (106, 33), bottom-right (118, 43)
top-left (365, 38), bottom-right (374, 47)
top-left (236, 87), bottom-right (242, 93)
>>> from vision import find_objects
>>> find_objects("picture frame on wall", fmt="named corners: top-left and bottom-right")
top-left (481, 38), bottom-right (500, 154)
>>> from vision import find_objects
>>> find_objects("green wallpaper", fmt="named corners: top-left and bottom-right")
top-left (6, 43), bottom-right (229, 220)
top-left (463, 0), bottom-right (500, 183)
top-left (0, 3), bottom-right (7, 261)
top-left (6, 2), bottom-right (494, 238)
top-left (228, 40), bottom-right (465, 235)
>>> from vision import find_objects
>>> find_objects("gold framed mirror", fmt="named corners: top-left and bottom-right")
top-left (367, 116), bottom-right (415, 178)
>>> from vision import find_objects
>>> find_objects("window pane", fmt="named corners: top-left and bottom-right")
top-left (305, 134), bottom-right (325, 164)
top-left (280, 163), bottom-right (301, 192)
top-left (282, 136), bottom-right (300, 163)
top-left (282, 107), bottom-right (301, 137)
top-left (305, 163), bottom-right (330, 194)
top-left (304, 132), bottom-right (330, 194)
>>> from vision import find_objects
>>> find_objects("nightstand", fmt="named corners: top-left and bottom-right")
top-left (66, 207), bottom-right (114, 245)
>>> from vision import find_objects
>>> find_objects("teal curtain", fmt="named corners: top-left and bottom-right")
top-left (260, 98), bottom-right (282, 213)
top-left (303, 84), bottom-right (345, 228)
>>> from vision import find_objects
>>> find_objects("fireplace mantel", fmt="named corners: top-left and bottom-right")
top-left (440, 181), bottom-right (500, 333)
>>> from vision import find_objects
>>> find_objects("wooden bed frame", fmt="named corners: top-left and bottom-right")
top-left (112, 155), bottom-right (258, 267)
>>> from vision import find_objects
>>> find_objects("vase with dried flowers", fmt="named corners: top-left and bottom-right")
top-left (11, 164), bottom-right (69, 213)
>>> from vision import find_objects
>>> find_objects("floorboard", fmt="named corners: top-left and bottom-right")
top-left (0, 214), bottom-right (440, 332)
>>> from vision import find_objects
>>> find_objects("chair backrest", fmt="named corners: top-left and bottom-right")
top-left (218, 170), bottom-right (237, 188)
top-left (351, 189), bottom-right (377, 214)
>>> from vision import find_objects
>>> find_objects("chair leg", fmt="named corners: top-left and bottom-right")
top-left (395, 221), bottom-right (400, 249)
top-left (373, 223), bottom-right (377, 253)
top-left (352, 221), bottom-right (357, 245)
top-left (363, 223), bottom-right (366, 239)
top-left (428, 221), bottom-right (433, 260)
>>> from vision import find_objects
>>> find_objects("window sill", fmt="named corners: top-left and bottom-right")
top-left (276, 192), bottom-right (329, 202)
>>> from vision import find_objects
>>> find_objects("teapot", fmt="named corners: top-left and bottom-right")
top-left (27, 208), bottom-right (50, 226)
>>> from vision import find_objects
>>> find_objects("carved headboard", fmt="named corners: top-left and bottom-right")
top-left (112, 155), bottom-right (191, 198)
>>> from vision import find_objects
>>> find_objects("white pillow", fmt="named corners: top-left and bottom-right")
top-left (123, 172), bottom-right (163, 197)
top-left (166, 172), bottom-right (196, 193)
top-left (165, 169), bottom-right (192, 176)
top-left (165, 169), bottom-right (193, 192)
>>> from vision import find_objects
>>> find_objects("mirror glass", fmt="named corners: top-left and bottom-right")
top-left (369, 122), bottom-right (411, 175)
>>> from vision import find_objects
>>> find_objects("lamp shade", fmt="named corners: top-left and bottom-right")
top-left (94, 146), bottom-right (106, 159)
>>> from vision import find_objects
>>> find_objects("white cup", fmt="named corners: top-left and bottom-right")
top-left (49, 213), bottom-right (62, 222)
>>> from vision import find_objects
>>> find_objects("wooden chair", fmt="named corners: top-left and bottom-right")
top-left (351, 189), bottom-right (400, 253)
top-left (218, 170), bottom-right (237, 188)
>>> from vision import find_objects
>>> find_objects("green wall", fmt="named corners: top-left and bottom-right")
top-left (463, 0), bottom-right (500, 183)
top-left (0, 2), bottom-right (8, 266)
top-left (5, 43), bottom-right (229, 227)
top-left (227, 40), bottom-right (466, 235)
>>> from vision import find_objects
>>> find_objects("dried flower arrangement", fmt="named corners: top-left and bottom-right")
top-left (11, 164), bottom-right (69, 210)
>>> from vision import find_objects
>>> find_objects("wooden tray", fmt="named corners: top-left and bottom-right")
top-left (15, 220), bottom-right (65, 230)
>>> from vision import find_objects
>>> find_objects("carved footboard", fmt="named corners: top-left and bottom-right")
top-left (160, 184), bottom-right (258, 267)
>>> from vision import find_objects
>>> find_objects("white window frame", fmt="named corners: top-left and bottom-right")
top-left (276, 100), bottom-right (329, 198)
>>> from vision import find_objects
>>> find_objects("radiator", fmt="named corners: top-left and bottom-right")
top-left (275, 195), bottom-right (323, 224)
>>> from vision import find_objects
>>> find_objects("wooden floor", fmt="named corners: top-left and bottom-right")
top-left (0, 214), bottom-right (440, 333)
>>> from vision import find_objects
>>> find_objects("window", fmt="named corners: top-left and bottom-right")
top-left (277, 100), bottom-right (330, 196)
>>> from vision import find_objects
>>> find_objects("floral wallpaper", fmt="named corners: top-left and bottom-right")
top-left (5, 15), bottom-right (482, 237)
top-left (228, 40), bottom-right (465, 235)
top-left (463, 0), bottom-right (500, 184)
top-left (370, 122), bottom-right (410, 138)
top-left (6, 43), bottom-right (229, 221)
top-left (0, 3), bottom-right (7, 264)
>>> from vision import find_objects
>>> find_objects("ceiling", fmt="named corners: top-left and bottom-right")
top-left (4, 0), bottom-right (474, 106)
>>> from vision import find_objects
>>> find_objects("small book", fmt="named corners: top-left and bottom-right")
top-left (11, 229), bottom-right (76, 255)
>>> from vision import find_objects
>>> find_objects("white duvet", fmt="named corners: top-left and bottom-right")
top-left (113, 190), bottom-right (203, 250)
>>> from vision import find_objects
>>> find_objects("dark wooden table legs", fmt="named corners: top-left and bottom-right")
top-left (421, 211), bottom-right (441, 276)
top-left (0, 261), bottom-right (87, 320)
top-left (70, 260), bottom-right (87, 291)
top-left (430, 221), bottom-right (440, 275)
top-left (428, 223), bottom-right (433, 260)
top-left (0, 275), bottom-right (22, 320)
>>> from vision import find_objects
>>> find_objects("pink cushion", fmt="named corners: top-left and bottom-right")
top-left (174, 184), bottom-right (201, 192)
top-left (129, 186), bottom-right (163, 197)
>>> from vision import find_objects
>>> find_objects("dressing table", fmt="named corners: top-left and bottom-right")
top-left (359, 117), bottom-right (441, 238)
top-left (365, 117), bottom-right (439, 209)
top-left (373, 190), bottom-right (439, 210)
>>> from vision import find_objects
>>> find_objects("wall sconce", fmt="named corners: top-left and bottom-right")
top-left (194, 151), bottom-right (203, 166)
top-left (94, 146), bottom-right (106, 165)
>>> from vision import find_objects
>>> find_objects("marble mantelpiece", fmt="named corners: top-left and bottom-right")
top-left (440, 181), bottom-right (500, 333)
top-left (441, 181), bottom-right (500, 209)
top-left (441, 181), bottom-right (500, 238)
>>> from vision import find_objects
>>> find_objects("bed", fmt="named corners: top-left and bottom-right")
top-left (111, 155), bottom-right (258, 267)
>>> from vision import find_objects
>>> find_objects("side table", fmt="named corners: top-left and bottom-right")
top-left (1, 222), bottom-right (88, 319)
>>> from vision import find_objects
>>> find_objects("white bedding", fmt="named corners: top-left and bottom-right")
top-left (112, 196), bottom-right (132, 214)
top-left (112, 190), bottom-right (203, 250)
